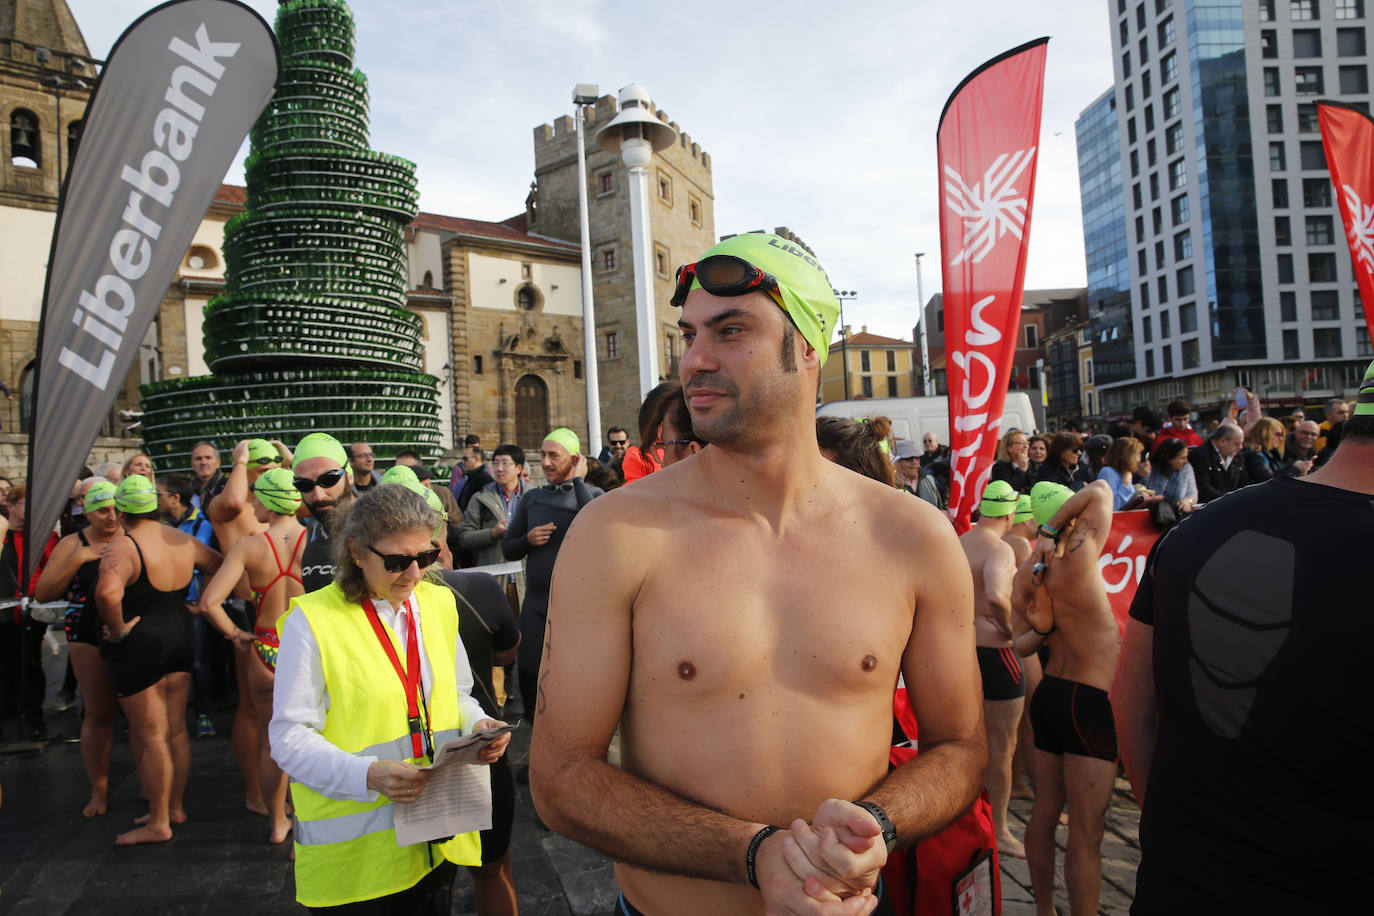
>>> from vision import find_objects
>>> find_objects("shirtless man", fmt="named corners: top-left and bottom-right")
top-left (960, 480), bottom-right (1025, 858)
top-left (199, 468), bottom-right (305, 844)
top-left (1004, 494), bottom-right (1040, 801)
top-left (206, 436), bottom-right (290, 814)
top-left (530, 233), bottom-right (985, 915)
top-left (1018, 480), bottom-right (1119, 916)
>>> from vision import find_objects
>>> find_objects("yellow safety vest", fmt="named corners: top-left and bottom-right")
top-left (282, 580), bottom-right (482, 908)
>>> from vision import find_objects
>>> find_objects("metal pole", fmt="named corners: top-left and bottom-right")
top-left (574, 101), bottom-right (603, 454)
top-left (838, 299), bottom-right (850, 400)
top-left (627, 164), bottom-right (660, 399)
top-left (915, 252), bottom-right (933, 396)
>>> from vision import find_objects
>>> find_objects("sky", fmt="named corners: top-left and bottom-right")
top-left (68, 0), bottom-right (1118, 342)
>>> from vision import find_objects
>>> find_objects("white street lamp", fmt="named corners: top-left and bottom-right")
top-left (573, 83), bottom-right (603, 455)
top-left (595, 84), bottom-right (677, 400)
top-left (914, 252), bottom-right (934, 396)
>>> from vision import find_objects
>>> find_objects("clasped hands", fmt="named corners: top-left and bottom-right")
top-left (755, 798), bottom-right (888, 915)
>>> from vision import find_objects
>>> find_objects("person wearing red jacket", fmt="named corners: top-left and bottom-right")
top-left (1, 484), bottom-right (60, 741)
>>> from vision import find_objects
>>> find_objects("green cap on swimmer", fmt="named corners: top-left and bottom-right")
top-left (84, 479), bottom-right (117, 512)
top-left (247, 438), bottom-right (279, 465)
top-left (381, 465), bottom-right (420, 487)
top-left (980, 480), bottom-right (1020, 518)
top-left (293, 432), bottom-right (347, 467)
top-left (1014, 494), bottom-right (1034, 524)
top-left (686, 233), bottom-right (841, 367)
top-left (1356, 358), bottom-right (1374, 417)
top-left (254, 467), bottom-right (302, 515)
top-left (114, 474), bottom-right (158, 514)
top-left (1031, 481), bottom-right (1074, 526)
top-left (543, 427), bottom-right (581, 456)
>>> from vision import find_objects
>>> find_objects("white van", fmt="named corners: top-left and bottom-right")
top-left (815, 393), bottom-right (1039, 445)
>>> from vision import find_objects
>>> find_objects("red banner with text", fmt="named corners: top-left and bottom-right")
top-left (937, 38), bottom-right (1048, 533)
top-left (1101, 510), bottom-right (1159, 634)
top-left (1317, 100), bottom-right (1374, 347)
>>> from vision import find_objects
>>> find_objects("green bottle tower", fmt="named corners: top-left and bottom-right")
top-left (138, 0), bottom-right (441, 472)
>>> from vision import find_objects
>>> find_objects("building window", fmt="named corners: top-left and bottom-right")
top-left (1122, 50), bottom-right (1132, 77)
top-left (1295, 66), bottom-right (1325, 94)
top-left (1262, 29), bottom-right (1279, 56)
top-left (1177, 266), bottom-right (1197, 296)
top-left (1145, 105), bottom-right (1157, 133)
top-left (1309, 251), bottom-right (1339, 282)
top-left (574, 360), bottom-right (583, 379)
top-left (1267, 105), bottom-right (1284, 134)
top-left (1126, 84), bottom-right (1136, 113)
top-left (1281, 291), bottom-right (1298, 321)
top-left (1336, 0), bottom-right (1364, 18)
top-left (1283, 328), bottom-right (1301, 358)
top-left (1312, 289), bottom-right (1341, 318)
top-left (1276, 215), bottom-right (1293, 245)
top-left (1265, 68), bottom-right (1282, 97)
top-left (1163, 346), bottom-right (1174, 373)
top-left (1158, 275), bottom-right (1169, 301)
top-left (1157, 0), bottom-right (1171, 11)
top-left (1150, 172), bottom-right (1161, 200)
top-left (1175, 231), bottom-right (1193, 259)
top-left (1300, 140), bottom-right (1328, 169)
top-left (1357, 326), bottom-right (1372, 356)
top-left (1120, 17), bottom-right (1130, 45)
top-left (1260, 0), bottom-right (1276, 20)
top-left (1303, 177), bottom-right (1333, 206)
top-left (1144, 315), bottom-right (1153, 343)
top-left (665, 330), bottom-right (678, 371)
top-left (1273, 178), bottom-right (1290, 207)
top-left (1168, 158), bottom-right (1187, 190)
top-left (861, 376), bottom-right (874, 398)
top-left (9, 109), bottom-right (40, 166)
top-left (654, 243), bottom-right (670, 278)
top-left (1314, 327), bottom-right (1343, 356)
top-left (1341, 64), bottom-right (1369, 93)
top-left (473, 355), bottom-right (484, 374)
top-left (1298, 103), bottom-right (1320, 133)
top-left (1156, 239), bottom-right (1166, 265)
top-left (606, 330), bottom-right (619, 358)
top-left (1147, 137), bottom-right (1158, 167)
top-left (517, 287), bottom-right (536, 310)
top-left (1171, 194), bottom-right (1191, 225)
top-left (656, 170), bottom-right (673, 206)
top-left (1138, 2), bottom-right (1147, 28)
top-left (1166, 121), bottom-right (1185, 153)
top-left (886, 349), bottom-right (896, 371)
top-left (860, 350), bottom-right (871, 372)
top-left (1130, 149), bottom-right (1140, 177)
top-left (887, 376), bottom-right (898, 397)
top-left (1145, 349), bottom-right (1156, 376)
top-left (1153, 206), bottom-right (1164, 235)
top-left (1270, 141), bottom-right (1288, 171)
top-left (1338, 27), bottom-right (1367, 54)
top-left (689, 195), bottom-right (702, 226)
top-left (1140, 35), bottom-right (1151, 63)
top-left (1159, 15), bottom-right (1175, 44)
top-left (1136, 214), bottom-right (1146, 238)
top-left (1138, 247), bottom-right (1149, 273)
top-left (1160, 51), bottom-right (1178, 83)
top-left (1142, 69), bottom-right (1153, 98)
top-left (1025, 325), bottom-right (1039, 348)
top-left (1180, 302), bottom-right (1198, 333)
top-left (1294, 28), bottom-right (1324, 55)
top-left (1182, 337), bottom-right (1200, 369)
top-left (1307, 214), bottom-right (1335, 244)
top-left (1134, 183), bottom-right (1144, 210)
top-left (1128, 117), bottom-right (1138, 144)
top-left (1164, 87), bottom-right (1181, 118)
top-left (1141, 282), bottom-right (1152, 308)
top-left (1291, 0), bottom-right (1319, 19)
top-left (1279, 254), bottom-right (1296, 283)
top-left (598, 171), bottom-right (614, 194)
top-left (602, 249), bottom-right (615, 271)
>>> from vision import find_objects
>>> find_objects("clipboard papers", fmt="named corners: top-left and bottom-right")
top-left (392, 725), bottom-right (516, 847)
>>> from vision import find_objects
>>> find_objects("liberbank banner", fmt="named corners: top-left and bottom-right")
top-left (1317, 100), bottom-right (1374, 348)
top-left (24, 0), bottom-right (278, 581)
top-left (936, 38), bottom-right (1048, 532)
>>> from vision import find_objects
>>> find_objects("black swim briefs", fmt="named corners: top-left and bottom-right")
top-left (1029, 674), bottom-right (1118, 762)
top-left (976, 646), bottom-right (1026, 701)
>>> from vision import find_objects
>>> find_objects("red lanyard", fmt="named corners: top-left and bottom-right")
top-left (361, 597), bottom-right (426, 760)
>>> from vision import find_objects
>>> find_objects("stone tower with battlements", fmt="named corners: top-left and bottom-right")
top-left (529, 94), bottom-right (715, 437)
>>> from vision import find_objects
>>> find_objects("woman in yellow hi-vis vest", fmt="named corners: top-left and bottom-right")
top-left (269, 484), bottom-right (511, 912)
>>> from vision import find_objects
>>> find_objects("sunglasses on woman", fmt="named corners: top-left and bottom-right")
top-left (293, 468), bottom-right (347, 492)
top-left (670, 255), bottom-right (781, 308)
top-left (367, 542), bottom-right (441, 573)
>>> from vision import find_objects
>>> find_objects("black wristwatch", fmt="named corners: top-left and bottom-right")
top-left (855, 801), bottom-right (897, 853)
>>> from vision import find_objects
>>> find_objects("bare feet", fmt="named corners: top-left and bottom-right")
top-left (134, 810), bottom-right (187, 826)
top-left (245, 795), bottom-right (269, 816)
top-left (82, 795), bottom-right (108, 818)
top-left (115, 824), bottom-right (173, 846)
top-left (269, 819), bottom-right (292, 845)
top-left (997, 833), bottom-right (1027, 858)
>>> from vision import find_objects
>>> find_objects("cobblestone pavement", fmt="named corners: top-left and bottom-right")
top-left (1, 648), bottom-right (1141, 914)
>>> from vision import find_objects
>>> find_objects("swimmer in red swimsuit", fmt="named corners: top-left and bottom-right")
top-left (199, 468), bottom-right (305, 845)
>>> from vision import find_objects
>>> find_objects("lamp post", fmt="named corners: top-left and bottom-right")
top-left (596, 84), bottom-right (677, 401)
top-left (914, 252), bottom-right (933, 396)
top-left (573, 83), bottom-right (603, 455)
top-left (33, 47), bottom-right (89, 197)
top-left (833, 289), bottom-right (857, 400)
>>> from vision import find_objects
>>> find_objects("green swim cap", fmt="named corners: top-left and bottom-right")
top-left (114, 474), bottom-right (158, 514)
top-left (84, 480), bottom-right (117, 512)
top-left (1014, 494), bottom-right (1034, 524)
top-left (254, 467), bottom-right (302, 515)
top-left (247, 438), bottom-right (279, 464)
top-left (294, 432), bottom-right (347, 467)
top-left (1357, 359), bottom-right (1374, 417)
top-left (543, 427), bottom-right (580, 456)
top-left (381, 465), bottom-right (420, 487)
top-left (1030, 482), bottom-right (1074, 526)
top-left (980, 480), bottom-right (1019, 518)
top-left (687, 233), bottom-right (840, 367)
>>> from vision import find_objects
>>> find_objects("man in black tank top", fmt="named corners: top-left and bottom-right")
top-left (290, 434), bottom-right (354, 593)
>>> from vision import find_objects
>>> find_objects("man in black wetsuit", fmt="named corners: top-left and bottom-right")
top-left (290, 433), bottom-right (353, 593)
top-left (1112, 359), bottom-right (1374, 913)
top-left (502, 427), bottom-right (601, 777)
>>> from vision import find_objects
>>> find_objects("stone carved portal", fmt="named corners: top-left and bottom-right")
top-left (514, 374), bottom-right (549, 450)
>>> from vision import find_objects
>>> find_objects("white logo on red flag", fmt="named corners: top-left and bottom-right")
top-left (1341, 184), bottom-right (1374, 276)
top-left (945, 148), bottom-right (1037, 265)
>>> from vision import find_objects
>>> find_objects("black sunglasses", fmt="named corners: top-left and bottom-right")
top-left (367, 542), bottom-right (441, 573)
top-left (670, 255), bottom-right (780, 308)
top-left (252, 456), bottom-right (280, 466)
top-left (293, 468), bottom-right (347, 492)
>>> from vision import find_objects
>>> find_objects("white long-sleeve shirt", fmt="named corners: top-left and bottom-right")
top-left (269, 592), bottom-right (488, 803)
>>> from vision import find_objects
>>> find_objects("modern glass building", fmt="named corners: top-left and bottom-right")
top-left (1079, 0), bottom-right (1373, 419)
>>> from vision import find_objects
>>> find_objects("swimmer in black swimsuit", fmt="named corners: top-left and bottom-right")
top-left (95, 475), bottom-right (221, 846)
top-left (33, 480), bottom-right (123, 817)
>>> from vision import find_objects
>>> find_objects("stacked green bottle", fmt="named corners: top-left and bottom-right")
top-left (138, 0), bottom-right (442, 473)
